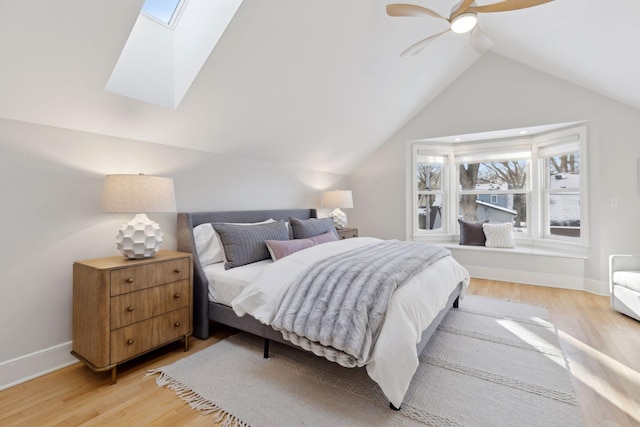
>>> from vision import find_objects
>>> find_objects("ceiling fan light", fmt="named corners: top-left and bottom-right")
top-left (451, 13), bottom-right (477, 34)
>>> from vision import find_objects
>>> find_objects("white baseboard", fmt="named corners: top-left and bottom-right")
top-left (583, 277), bottom-right (609, 296)
top-left (467, 265), bottom-right (587, 291)
top-left (0, 341), bottom-right (78, 391)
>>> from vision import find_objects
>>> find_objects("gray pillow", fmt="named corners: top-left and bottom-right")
top-left (213, 220), bottom-right (289, 269)
top-left (289, 217), bottom-right (338, 239)
top-left (458, 219), bottom-right (488, 246)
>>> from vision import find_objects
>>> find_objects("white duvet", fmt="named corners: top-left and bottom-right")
top-left (231, 237), bottom-right (470, 408)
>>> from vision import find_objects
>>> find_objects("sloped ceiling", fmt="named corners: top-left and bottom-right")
top-left (0, 1), bottom-right (638, 175)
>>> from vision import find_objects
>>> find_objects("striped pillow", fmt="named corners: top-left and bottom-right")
top-left (289, 217), bottom-right (338, 239)
top-left (213, 220), bottom-right (289, 269)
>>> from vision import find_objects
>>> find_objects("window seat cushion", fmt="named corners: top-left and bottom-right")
top-left (441, 242), bottom-right (588, 259)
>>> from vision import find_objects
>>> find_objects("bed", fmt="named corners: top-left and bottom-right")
top-left (177, 209), bottom-right (470, 409)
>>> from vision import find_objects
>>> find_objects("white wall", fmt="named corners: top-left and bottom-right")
top-left (350, 53), bottom-right (640, 294)
top-left (0, 117), bottom-right (347, 389)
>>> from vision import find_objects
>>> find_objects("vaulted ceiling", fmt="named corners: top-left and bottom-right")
top-left (1, 1), bottom-right (638, 175)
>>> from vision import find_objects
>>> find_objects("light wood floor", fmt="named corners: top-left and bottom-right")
top-left (1, 279), bottom-right (639, 426)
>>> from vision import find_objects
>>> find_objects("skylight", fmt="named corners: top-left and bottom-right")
top-left (141, 0), bottom-right (184, 28)
top-left (106, 0), bottom-right (244, 109)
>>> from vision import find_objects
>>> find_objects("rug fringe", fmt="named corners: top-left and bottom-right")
top-left (146, 369), bottom-right (249, 426)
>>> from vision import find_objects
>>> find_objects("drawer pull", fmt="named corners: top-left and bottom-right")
top-left (174, 268), bottom-right (181, 273)
top-left (127, 339), bottom-right (134, 345)
top-left (174, 293), bottom-right (181, 299)
top-left (127, 306), bottom-right (134, 312)
top-left (174, 322), bottom-right (181, 327)
top-left (126, 277), bottom-right (134, 284)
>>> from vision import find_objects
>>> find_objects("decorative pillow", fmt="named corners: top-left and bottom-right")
top-left (289, 217), bottom-right (338, 239)
top-left (193, 219), bottom-right (275, 266)
top-left (213, 220), bottom-right (289, 269)
top-left (482, 222), bottom-right (516, 248)
top-left (308, 230), bottom-right (339, 245)
top-left (265, 238), bottom-right (315, 261)
top-left (458, 219), bottom-right (488, 246)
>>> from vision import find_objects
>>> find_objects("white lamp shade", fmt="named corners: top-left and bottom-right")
top-left (101, 174), bottom-right (176, 213)
top-left (322, 190), bottom-right (354, 209)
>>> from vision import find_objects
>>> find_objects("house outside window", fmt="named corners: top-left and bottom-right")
top-left (410, 125), bottom-right (588, 252)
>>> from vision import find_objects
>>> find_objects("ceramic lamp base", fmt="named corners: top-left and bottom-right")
top-left (329, 208), bottom-right (348, 229)
top-left (116, 213), bottom-right (163, 259)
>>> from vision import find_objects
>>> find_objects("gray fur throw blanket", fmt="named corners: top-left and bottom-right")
top-left (271, 240), bottom-right (451, 367)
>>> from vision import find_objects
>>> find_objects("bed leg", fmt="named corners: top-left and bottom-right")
top-left (263, 338), bottom-right (270, 359)
top-left (453, 296), bottom-right (459, 308)
top-left (389, 402), bottom-right (401, 411)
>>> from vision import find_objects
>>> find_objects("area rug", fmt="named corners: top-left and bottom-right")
top-left (147, 295), bottom-right (584, 426)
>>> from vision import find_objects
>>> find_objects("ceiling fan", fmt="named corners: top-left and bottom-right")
top-left (386, 0), bottom-right (554, 56)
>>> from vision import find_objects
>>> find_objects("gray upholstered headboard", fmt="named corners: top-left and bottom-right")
top-left (177, 209), bottom-right (318, 339)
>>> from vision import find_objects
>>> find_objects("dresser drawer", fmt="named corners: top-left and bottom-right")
top-left (110, 280), bottom-right (190, 330)
top-left (110, 258), bottom-right (190, 296)
top-left (110, 307), bottom-right (190, 363)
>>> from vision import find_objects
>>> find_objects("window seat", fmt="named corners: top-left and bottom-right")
top-left (440, 242), bottom-right (588, 259)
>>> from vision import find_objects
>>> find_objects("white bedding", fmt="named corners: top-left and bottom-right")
top-left (231, 237), bottom-right (470, 408)
top-left (204, 259), bottom-right (272, 305)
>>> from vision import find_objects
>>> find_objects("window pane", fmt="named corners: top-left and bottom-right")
top-left (460, 160), bottom-right (528, 189)
top-left (459, 193), bottom-right (527, 233)
top-left (549, 193), bottom-right (581, 237)
top-left (142, 0), bottom-right (182, 25)
top-left (417, 163), bottom-right (441, 191)
top-left (548, 152), bottom-right (580, 189)
top-left (417, 194), bottom-right (443, 230)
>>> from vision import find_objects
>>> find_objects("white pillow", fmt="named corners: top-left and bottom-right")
top-left (194, 223), bottom-right (223, 266)
top-left (482, 222), bottom-right (516, 248)
top-left (194, 219), bottom-right (275, 266)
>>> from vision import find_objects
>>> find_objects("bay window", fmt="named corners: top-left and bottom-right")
top-left (410, 125), bottom-right (587, 251)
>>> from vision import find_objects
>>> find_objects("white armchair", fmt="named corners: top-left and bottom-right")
top-left (609, 254), bottom-right (640, 322)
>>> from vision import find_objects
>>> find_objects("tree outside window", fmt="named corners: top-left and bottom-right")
top-left (459, 160), bottom-right (528, 231)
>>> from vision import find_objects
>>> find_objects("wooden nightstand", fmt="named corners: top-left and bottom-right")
top-left (337, 227), bottom-right (358, 239)
top-left (71, 250), bottom-right (193, 384)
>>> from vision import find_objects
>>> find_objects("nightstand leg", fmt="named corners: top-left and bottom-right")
top-left (183, 335), bottom-right (189, 352)
top-left (110, 366), bottom-right (117, 385)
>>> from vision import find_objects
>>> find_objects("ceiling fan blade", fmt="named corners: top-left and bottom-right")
top-left (467, 0), bottom-right (554, 14)
top-left (469, 26), bottom-right (494, 53)
top-left (400, 30), bottom-right (450, 57)
top-left (386, 4), bottom-right (446, 21)
top-left (450, 0), bottom-right (478, 20)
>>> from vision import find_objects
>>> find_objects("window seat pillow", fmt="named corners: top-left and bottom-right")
top-left (458, 219), bottom-right (488, 246)
top-left (483, 222), bottom-right (516, 248)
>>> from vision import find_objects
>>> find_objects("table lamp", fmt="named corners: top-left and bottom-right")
top-left (101, 173), bottom-right (176, 259)
top-left (322, 190), bottom-right (353, 229)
